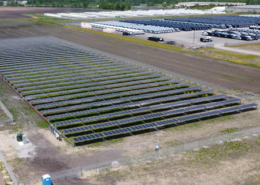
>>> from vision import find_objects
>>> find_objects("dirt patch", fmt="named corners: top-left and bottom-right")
top-left (0, 7), bottom-right (100, 19)
top-left (4, 129), bottom-right (123, 180)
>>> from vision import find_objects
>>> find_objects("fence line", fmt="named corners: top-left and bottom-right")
top-left (0, 101), bottom-right (14, 122)
top-left (0, 150), bottom-right (18, 185)
top-left (176, 43), bottom-right (214, 49)
top-left (18, 158), bottom-right (126, 185)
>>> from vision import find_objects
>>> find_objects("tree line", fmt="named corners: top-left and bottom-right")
top-left (0, 0), bottom-right (260, 9)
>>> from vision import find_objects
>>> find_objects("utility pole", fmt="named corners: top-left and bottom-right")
top-left (193, 29), bottom-right (195, 46)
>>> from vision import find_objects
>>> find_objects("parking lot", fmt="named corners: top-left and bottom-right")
top-left (132, 29), bottom-right (260, 48)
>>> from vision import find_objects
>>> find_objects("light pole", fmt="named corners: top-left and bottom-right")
top-left (155, 126), bottom-right (159, 151)
top-left (192, 29), bottom-right (195, 46)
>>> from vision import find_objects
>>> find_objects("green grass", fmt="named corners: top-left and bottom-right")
top-left (8, 108), bottom-right (19, 120)
top-left (9, 124), bottom-right (23, 134)
top-left (167, 115), bottom-right (234, 133)
top-left (36, 120), bottom-right (49, 128)
top-left (209, 49), bottom-right (259, 60)
top-left (193, 139), bottom-right (254, 163)
top-left (220, 127), bottom-right (239, 134)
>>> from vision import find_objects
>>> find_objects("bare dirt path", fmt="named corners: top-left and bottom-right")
top-left (0, 22), bottom-right (258, 93)
top-left (0, 7), bottom-right (100, 19)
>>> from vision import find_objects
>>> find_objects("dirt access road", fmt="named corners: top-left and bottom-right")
top-left (0, 7), bottom-right (99, 19)
top-left (0, 21), bottom-right (259, 94)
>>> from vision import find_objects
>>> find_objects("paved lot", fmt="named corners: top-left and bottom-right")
top-left (134, 29), bottom-right (260, 48)
top-left (0, 21), bottom-right (259, 94)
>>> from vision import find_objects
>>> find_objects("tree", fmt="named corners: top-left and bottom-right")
top-left (115, 3), bottom-right (120, 10)
top-left (162, 2), bottom-right (167, 7)
top-left (83, 1), bottom-right (88, 8)
top-left (120, 3), bottom-right (125, 10)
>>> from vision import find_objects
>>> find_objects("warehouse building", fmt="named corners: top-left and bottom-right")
top-left (176, 2), bottom-right (246, 7)
top-left (226, 5), bottom-right (260, 12)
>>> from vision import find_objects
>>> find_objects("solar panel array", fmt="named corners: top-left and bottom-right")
top-left (122, 16), bottom-right (260, 31)
top-left (0, 36), bottom-right (257, 146)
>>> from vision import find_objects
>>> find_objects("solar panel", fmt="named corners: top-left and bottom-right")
top-left (130, 123), bottom-right (157, 131)
top-left (103, 127), bottom-right (131, 137)
top-left (239, 103), bottom-right (258, 110)
top-left (73, 133), bottom-right (104, 143)
top-left (64, 125), bottom-right (93, 135)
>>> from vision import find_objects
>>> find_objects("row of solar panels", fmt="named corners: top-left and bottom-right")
top-left (0, 41), bottom-right (96, 55)
top-left (2, 60), bottom-right (121, 76)
top-left (14, 70), bottom-right (150, 89)
top-left (1, 58), bottom-right (116, 75)
top-left (18, 74), bottom-right (162, 93)
top-left (0, 54), bottom-right (109, 66)
top-left (0, 52), bottom-right (104, 65)
top-left (23, 77), bottom-right (171, 97)
top-left (6, 63), bottom-right (132, 81)
top-left (64, 98), bottom-right (240, 135)
top-left (31, 80), bottom-right (181, 105)
top-left (41, 86), bottom-right (202, 115)
top-left (35, 82), bottom-right (188, 109)
top-left (72, 103), bottom-right (258, 143)
top-left (0, 56), bottom-right (104, 70)
top-left (2, 57), bottom-right (123, 73)
top-left (11, 66), bottom-right (139, 84)
top-left (0, 50), bottom-right (90, 60)
top-left (0, 51), bottom-right (96, 61)
top-left (0, 54), bottom-right (110, 66)
top-left (53, 90), bottom-right (214, 126)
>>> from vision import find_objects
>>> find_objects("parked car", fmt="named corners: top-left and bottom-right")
top-left (166, 41), bottom-right (177, 45)
top-left (241, 35), bottom-right (252, 41)
top-left (219, 32), bottom-right (228, 38)
top-left (147, 36), bottom-right (164, 42)
top-left (202, 30), bottom-right (208, 35)
top-left (122, 32), bottom-right (132, 36)
top-left (248, 33), bottom-right (259, 40)
top-left (212, 30), bottom-right (221, 37)
top-left (207, 31), bottom-right (213, 36)
top-left (200, 37), bottom-right (212, 42)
